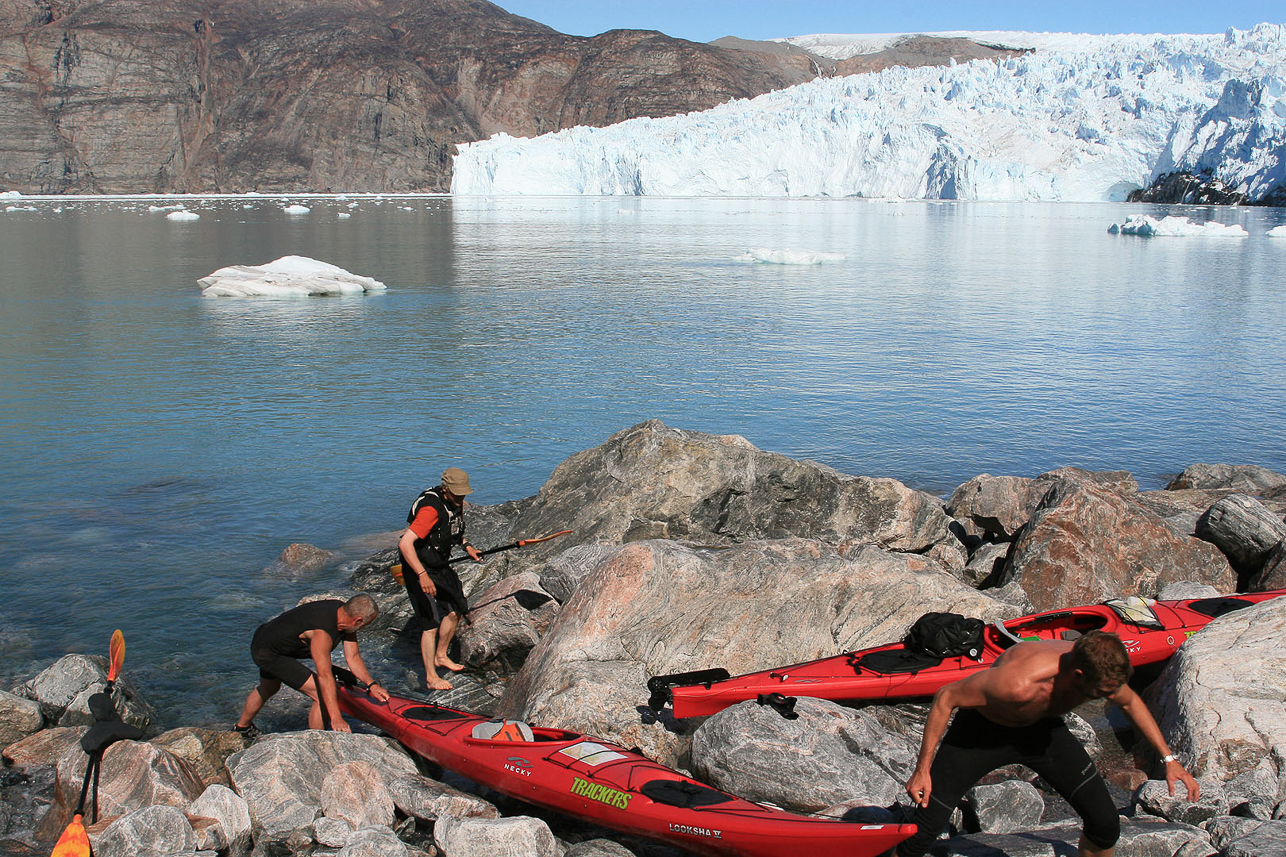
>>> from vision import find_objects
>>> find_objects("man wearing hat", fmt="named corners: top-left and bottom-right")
top-left (397, 467), bottom-right (482, 690)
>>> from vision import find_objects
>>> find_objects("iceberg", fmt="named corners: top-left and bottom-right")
top-left (1268, 224), bottom-right (1286, 236)
top-left (199, 256), bottom-right (387, 298)
top-left (282, 204), bottom-right (311, 214)
top-left (1107, 214), bottom-right (1248, 236)
top-left (734, 249), bottom-right (846, 264)
top-left (453, 24), bottom-right (1286, 202)
top-left (166, 210), bottom-right (200, 221)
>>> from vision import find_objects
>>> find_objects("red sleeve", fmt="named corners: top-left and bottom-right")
top-left (408, 505), bottom-right (440, 539)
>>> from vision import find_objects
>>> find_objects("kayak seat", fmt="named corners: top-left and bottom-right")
top-left (1187, 596), bottom-right (1253, 618)
top-left (640, 778), bottom-right (734, 808)
top-left (471, 719), bottom-right (535, 742)
top-left (402, 706), bottom-right (469, 722)
top-left (1061, 630), bottom-right (1083, 641)
top-left (852, 649), bottom-right (943, 675)
top-left (992, 621), bottom-right (1026, 649)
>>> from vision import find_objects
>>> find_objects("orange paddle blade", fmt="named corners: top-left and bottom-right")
top-left (50, 813), bottom-right (90, 857)
top-left (517, 529), bottom-right (572, 547)
top-left (107, 629), bottom-right (125, 682)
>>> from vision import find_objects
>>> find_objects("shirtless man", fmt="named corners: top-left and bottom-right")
top-left (235, 594), bottom-right (390, 738)
top-left (899, 630), bottom-right (1199, 857)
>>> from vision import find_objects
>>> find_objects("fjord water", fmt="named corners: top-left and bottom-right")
top-left (2, 195), bottom-right (1284, 724)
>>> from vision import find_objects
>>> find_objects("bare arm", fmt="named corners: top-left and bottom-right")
top-left (398, 527), bottom-right (437, 596)
top-left (310, 630), bottom-right (350, 733)
top-left (906, 673), bottom-right (993, 807)
top-left (342, 638), bottom-right (389, 703)
top-left (1110, 685), bottom-right (1200, 800)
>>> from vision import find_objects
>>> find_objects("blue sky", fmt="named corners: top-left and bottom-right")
top-left (498, 1), bottom-right (1284, 43)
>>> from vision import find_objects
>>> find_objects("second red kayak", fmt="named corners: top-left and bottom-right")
top-left (652, 590), bottom-right (1286, 719)
top-left (334, 673), bottom-right (915, 857)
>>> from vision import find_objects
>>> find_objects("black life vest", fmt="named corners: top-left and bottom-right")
top-left (404, 486), bottom-right (466, 570)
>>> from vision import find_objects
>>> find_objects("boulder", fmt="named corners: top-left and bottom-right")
top-left (434, 815), bottom-right (560, 857)
top-left (264, 542), bottom-right (335, 578)
top-left (321, 760), bottom-right (395, 829)
top-left (496, 538), bottom-right (1014, 767)
top-left (1195, 494), bottom-right (1286, 580)
top-left (966, 780), bottom-right (1044, 834)
top-left (1157, 582), bottom-right (1221, 601)
top-left (1206, 815), bottom-right (1270, 851)
top-left (190, 812), bottom-right (229, 851)
top-left (946, 474), bottom-right (1046, 540)
top-left (46, 739), bottom-right (205, 836)
top-left (564, 840), bottom-right (635, 857)
top-left (538, 543), bottom-right (626, 603)
top-left (962, 541), bottom-right (1009, 587)
top-left (496, 421), bottom-right (958, 576)
top-left (0, 690), bottom-right (43, 747)
top-left (89, 804), bottom-right (197, 857)
top-left (2, 726), bottom-right (84, 768)
top-left (19, 654), bottom-right (155, 731)
top-left (316, 815), bottom-right (355, 848)
top-left (690, 697), bottom-right (921, 812)
top-left (1222, 820), bottom-right (1286, 857)
top-left (1134, 778), bottom-right (1228, 826)
top-left (385, 772), bottom-right (499, 821)
top-left (1148, 596), bottom-right (1286, 801)
top-left (939, 818), bottom-right (1211, 856)
top-left (1167, 464), bottom-right (1286, 493)
top-left (1003, 480), bottom-right (1235, 611)
top-left (227, 731), bottom-right (418, 834)
top-left (459, 572), bottom-right (560, 676)
top-left (150, 727), bottom-right (245, 788)
top-left (1253, 541), bottom-right (1286, 592)
top-left (188, 783), bottom-right (252, 856)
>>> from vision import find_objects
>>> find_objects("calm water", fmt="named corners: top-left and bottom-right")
top-left (2, 195), bottom-right (1284, 725)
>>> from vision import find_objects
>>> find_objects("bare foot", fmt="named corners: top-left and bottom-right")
top-left (425, 674), bottom-right (453, 691)
top-left (435, 656), bottom-right (465, 673)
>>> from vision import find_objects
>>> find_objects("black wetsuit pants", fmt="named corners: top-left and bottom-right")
top-left (897, 708), bottom-right (1119, 857)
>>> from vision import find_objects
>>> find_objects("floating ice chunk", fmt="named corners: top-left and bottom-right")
top-left (1107, 214), bottom-right (1247, 237)
top-left (1268, 224), bottom-right (1286, 238)
top-left (734, 249), bottom-right (847, 264)
top-left (1, 190), bottom-right (22, 198)
top-left (5, 204), bottom-right (38, 212)
top-left (199, 255), bottom-right (387, 298)
top-left (282, 204), bottom-right (311, 214)
top-left (338, 212), bottom-right (352, 219)
top-left (166, 210), bottom-right (200, 221)
top-left (149, 204), bottom-right (187, 212)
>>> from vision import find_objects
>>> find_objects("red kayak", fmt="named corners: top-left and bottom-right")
top-left (334, 673), bottom-right (915, 857)
top-left (653, 590), bottom-right (1286, 720)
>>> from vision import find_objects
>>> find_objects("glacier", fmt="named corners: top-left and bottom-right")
top-left (452, 24), bottom-right (1286, 202)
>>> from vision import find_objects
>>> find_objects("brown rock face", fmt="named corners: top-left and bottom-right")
top-left (835, 35), bottom-right (1028, 75)
top-left (0, 0), bottom-right (822, 193)
top-left (1004, 480), bottom-right (1236, 611)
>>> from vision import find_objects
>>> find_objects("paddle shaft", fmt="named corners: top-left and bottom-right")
top-left (448, 530), bottom-right (571, 564)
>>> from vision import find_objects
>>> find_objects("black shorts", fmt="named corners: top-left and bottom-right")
top-left (250, 627), bottom-right (314, 691)
top-left (897, 708), bottom-right (1119, 857)
top-left (403, 566), bottom-right (460, 630)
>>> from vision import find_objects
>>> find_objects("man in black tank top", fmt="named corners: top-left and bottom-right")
top-left (234, 594), bottom-right (389, 737)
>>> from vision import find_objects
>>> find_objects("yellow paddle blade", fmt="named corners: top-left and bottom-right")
top-left (107, 629), bottom-right (125, 682)
top-left (50, 813), bottom-right (90, 857)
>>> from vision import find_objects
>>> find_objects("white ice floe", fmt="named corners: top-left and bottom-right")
top-left (1107, 214), bottom-right (1248, 236)
top-left (282, 204), bottom-right (311, 214)
top-left (338, 212), bottom-right (352, 219)
top-left (734, 249), bottom-right (847, 264)
top-left (5, 204), bottom-right (38, 212)
top-left (149, 204), bottom-right (187, 212)
top-left (1, 190), bottom-right (22, 199)
top-left (1267, 224), bottom-right (1286, 237)
top-left (199, 256), bottom-right (387, 298)
top-left (166, 210), bottom-right (200, 221)
top-left (454, 24), bottom-right (1286, 202)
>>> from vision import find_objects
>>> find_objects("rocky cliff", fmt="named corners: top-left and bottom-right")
top-left (0, 0), bottom-right (822, 193)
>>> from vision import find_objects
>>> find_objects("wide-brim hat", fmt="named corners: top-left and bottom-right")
top-left (441, 467), bottom-right (473, 495)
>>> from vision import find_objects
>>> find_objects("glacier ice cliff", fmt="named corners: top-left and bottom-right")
top-left (452, 24), bottom-right (1286, 203)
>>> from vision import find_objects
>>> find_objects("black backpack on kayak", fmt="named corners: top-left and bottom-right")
top-left (903, 612), bottom-right (985, 660)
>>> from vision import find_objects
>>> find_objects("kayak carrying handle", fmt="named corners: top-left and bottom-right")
top-left (756, 692), bottom-right (798, 720)
top-left (645, 668), bottom-right (732, 712)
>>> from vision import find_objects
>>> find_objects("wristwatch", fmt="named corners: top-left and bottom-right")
top-left (1161, 754), bottom-right (1178, 763)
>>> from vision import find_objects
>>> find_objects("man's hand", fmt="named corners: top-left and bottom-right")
top-left (420, 571), bottom-right (437, 597)
top-left (1165, 759), bottom-right (1201, 800)
top-left (906, 768), bottom-right (933, 808)
top-left (370, 683), bottom-right (390, 703)
top-left (331, 718), bottom-right (352, 733)
top-left (466, 545), bottom-right (482, 562)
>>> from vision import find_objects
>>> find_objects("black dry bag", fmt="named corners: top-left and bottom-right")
top-left (904, 612), bottom-right (985, 660)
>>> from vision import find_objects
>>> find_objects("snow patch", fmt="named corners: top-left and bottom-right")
top-left (198, 256), bottom-right (387, 298)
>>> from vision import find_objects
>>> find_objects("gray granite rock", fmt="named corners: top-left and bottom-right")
top-left (966, 780), bottom-right (1044, 834)
top-left (188, 783), bottom-right (252, 856)
top-left (1134, 778), bottom-right (1226, 825)
top-left (0, 689), bottom-right (43, 747)
top-left (434, 814), bottom-right (561, 857)
top-left (385, 772), bottom-right (499, 822)
top-left (459, 571), bottom-right (560, 676)
top-left (1167, 465), bottom-right (1286, 493)
top-left (19, 654), bottom-right (156, 732)
top-left (1222, 819), bottom-right (1286, 857)
top-left (90, 804), bottom-right (198, 857)
top-left (1195, 494), bottom-right (1286, 578)
top-left (321, 760), bottom-right (395, 829)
